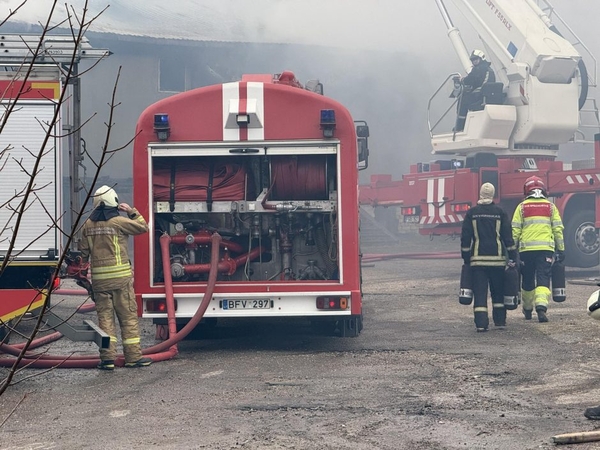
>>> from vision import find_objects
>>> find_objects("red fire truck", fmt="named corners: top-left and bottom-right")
top-left (0, 35), bottom-right (109, 345)
top-left (359, 0), bottom-right (600, 268)
top-left (132, 71), bottom-right (369, 337)
top-left (0, 65), bottom-right (62, 338)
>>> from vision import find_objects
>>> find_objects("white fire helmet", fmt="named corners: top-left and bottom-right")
top-left (93, 185), bottom-right (119, 209)
top-left (470, 49), bottom-right (486, 61)
top-left (587, 290), bottom-right (600, 320)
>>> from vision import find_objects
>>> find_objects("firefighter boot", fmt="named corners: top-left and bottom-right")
top-left (534, 286), bottom-right (550, 323)
top-left (125, 357), bottom-right (153, 368)
top-left (473, 307), bottom-right (489, 332)
top-left (536, 307), bottom-right (548, 323)
top-left (493, 303), bottom-right (506, 328)
top-left (522, 289), bottom-right (534, 320)
top-left (97, 360), bottom-right (115, 371)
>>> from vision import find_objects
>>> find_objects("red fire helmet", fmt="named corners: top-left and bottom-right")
top-left (523, 175), bottom-right (546, 196)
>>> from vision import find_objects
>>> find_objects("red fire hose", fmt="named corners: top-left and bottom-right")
top-left (0, 233), bottom-right (222, 369)
top-left (362, 251), bottom-right (459, 263)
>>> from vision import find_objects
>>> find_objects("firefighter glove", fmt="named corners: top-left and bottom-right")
top-left (66, 260), bottom-right (89, 277)
top-left (507, 260), bottom-right (516, 268)
top-left (461, 251), bottom-right (470, 265)
top-left (75, 278), bottom-right (95, 301)
top-left (556, 251), bottom-right (565, 263)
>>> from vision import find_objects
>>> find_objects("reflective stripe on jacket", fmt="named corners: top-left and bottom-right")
top-left (460, 203), bottom-right (517, 267)
top-left (79, 208), bottom-right (148, 282)
top-left (511, 198), bottom-right (564, 253)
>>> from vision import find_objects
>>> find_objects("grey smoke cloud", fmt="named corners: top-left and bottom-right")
top-left (2, 0), bottom-right (599, 181)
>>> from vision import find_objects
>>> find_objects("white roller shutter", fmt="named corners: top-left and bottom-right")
top-left (0, 101), bottom-right (60, 258)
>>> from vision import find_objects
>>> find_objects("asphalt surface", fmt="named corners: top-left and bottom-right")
top-left (2, 233), bottom-right (600, 449)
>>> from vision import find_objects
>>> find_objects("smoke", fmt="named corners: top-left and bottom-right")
top-left (2, 0), bottom-right (599, 181)
top-left (2, 1), bottom-right (449, 53)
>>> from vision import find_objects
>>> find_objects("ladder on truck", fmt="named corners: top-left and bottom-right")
top-left (0, 34), bottom-right (110, 62)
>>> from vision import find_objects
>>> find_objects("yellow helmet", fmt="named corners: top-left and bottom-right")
top-left (93, 185), bottom-right (119, 209)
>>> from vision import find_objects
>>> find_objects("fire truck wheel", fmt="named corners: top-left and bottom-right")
top-left (565, 210), bottom-right (600, 268)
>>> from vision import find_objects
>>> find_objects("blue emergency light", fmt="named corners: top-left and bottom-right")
top-left (154, 113), bottom-right (170, 141)
top-left (320, 109), bottom-right (336, 138)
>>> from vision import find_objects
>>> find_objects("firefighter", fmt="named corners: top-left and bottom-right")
top-left (460, 182), bottom-right (517, 331)
top-left (455, 49), bottom-right (496, 132)
top-left (511, 176), bottom-right (565, 323)
top-left (79, 185), bottom-right (152, 370)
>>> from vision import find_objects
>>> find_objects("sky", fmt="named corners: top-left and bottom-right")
top-left (1, 0), bottom-right (600, 180)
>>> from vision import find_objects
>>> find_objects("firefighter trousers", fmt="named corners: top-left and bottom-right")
top-left (471, 266), bottom-right (506, 329)
top-left (93, 278), bottom-right (144, 363)
top-left (519, 250), bottom-right (553, 312)
top-left (456, 91), bottom-right (484, 131)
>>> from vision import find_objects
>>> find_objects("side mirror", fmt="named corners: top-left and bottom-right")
top-left (358, 138), bottom-right (369, 170)
top-left (355, 120), bottom-right (370, 170)
top-left (356, 125), bottom-right (370, 138)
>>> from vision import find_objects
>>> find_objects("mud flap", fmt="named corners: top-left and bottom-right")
top-left (337, 314), bottom-right (363, 338)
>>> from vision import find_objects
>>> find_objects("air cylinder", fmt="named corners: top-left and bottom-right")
top-left (503, 265), bottom-right (520, 310)
top-left (459, 264), bottom-right (473, 305)
top-left (552, 260), bottom-right (566, 302)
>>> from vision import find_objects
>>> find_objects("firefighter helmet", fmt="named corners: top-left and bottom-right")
top-left (470, 49), bottom-right (486, 61)
top-left (523, 175), bottom-right (547, 197)
top-left (587, 290), bottom-right (600, 320)
top-left (93, 185), bottom-right (119, 209)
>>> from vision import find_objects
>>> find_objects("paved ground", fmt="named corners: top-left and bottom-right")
top-left (2, 234), bottom-right (600, 449)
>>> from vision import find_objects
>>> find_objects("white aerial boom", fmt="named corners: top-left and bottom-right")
top-left (430, 0), bottom-right (596, 157)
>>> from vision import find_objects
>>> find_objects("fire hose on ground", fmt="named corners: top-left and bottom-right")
top-left (0, 233), bottom-right (222, 369)
top-left (0, 243), bottom-right (456, 367)
top-left (362, 251), bottom-right (459, 263)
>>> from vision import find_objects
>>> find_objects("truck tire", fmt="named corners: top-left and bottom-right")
top-left (565, 210), bottom-right (600, 268)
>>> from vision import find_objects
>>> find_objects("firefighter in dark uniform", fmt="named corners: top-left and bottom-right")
top-left (461, 183), bottom-right (517, 331)
top-left (455, 49), bottom-right (496, 132)
top-left (512, 176), bottom-right (564, 323)
top-left (79, 185), bottom-right (152, 370)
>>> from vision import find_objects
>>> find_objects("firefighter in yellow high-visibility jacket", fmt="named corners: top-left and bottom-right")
top-left (79, 185), bottom-right (152, 370)
top-left (512, 176), bottom-right (565, 323)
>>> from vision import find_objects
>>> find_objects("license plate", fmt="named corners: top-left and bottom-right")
top-left (404, 215), bottom-right (420, 223)
top-left (221, 299), bottom-right (271, 310)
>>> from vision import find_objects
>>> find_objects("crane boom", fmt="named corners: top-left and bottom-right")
top-left (449, 0), bottom-right (580, 83)
top-left (429, 0), bottom-right (591, 157)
